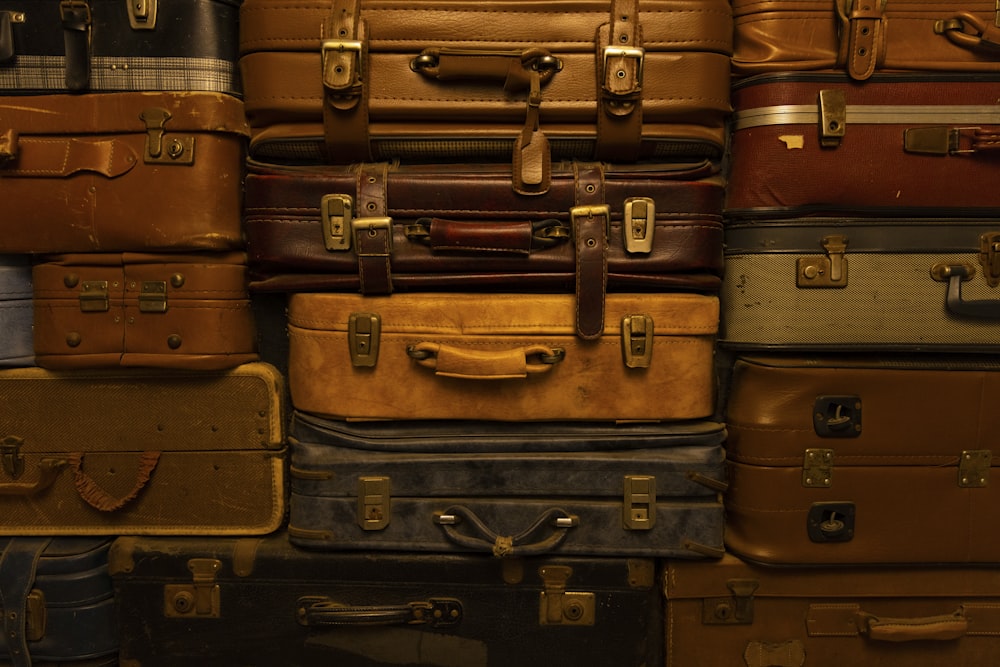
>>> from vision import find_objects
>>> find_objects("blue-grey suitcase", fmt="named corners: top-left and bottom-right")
top-left (0, 255), bottom-right (32, 367)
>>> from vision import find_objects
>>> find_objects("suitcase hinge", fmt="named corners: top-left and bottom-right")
top-left (164, 558), bottom-right (222, 619)
top-left (802, 449), bottom-right (834, 488)
top-left (959, 449), bottom-right (991, 488)
top-left (621, 314), bottom-right (653, 368)
top-left (357, 476), bottom-right (390, 530)
top-left (25, 589), bottom-right (46, 642)
top-left (140, 108), bottom-right (195, 165)
top-left (347, 312), bottom-right (381, 367)
top-left (818, 89), bottom-right (846, 147)
top-left (623, 197), bottom-right (655, 253)
top-left (797, 235), bottom-right (848, 288)
top-left (702, 579), bottom-right (758, 625)
top-left (1, 435), bottom-right (24, 480)
top-left (980, 232), bottom-right (1000, 288)
top-left (538, 565), bottom-right (595, 626)
top-left (138, 280), bottom-right (167, 313)
top-left (79, 280), bottom-right (110, 312)
top-left (623, 474), bottom-right (655, 530)
top-left (127, 0), bottom-right (157, 29)
top-left (321, 194), bottom-right (354, 251)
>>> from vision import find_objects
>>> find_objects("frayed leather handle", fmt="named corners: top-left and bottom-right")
top-left (861, 609), bottom-right (968, 642)
top-left (68, 451), bottom-right (161, 512)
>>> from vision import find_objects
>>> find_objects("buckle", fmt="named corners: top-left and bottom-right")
top-left (602, 46), bottom-right (644, 88)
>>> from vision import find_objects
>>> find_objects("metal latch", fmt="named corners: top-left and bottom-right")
top-left (702, 579), bottom-right (758, 625)
top-left (25, 589), bottom-right (46, 642)
top-left (321, 194), bottom-right (353, 251)
top-left (959, 449), bottom-right (991, 488)
top-left (802, 449), bottom-right (834, 488)
top-left (1, 435), bottom-right (24, 479)
top-left (797, 235), bottom-right (848, 288)
top-left (903, 126), bottom-right (978, 155)
top-left (807, 502), bottom-right (855, 542)
top-left (813, 395), bottom-right (862, 437)
top-left (538, 565), bottom-right (595, 626)
top-left (127, 0), bottom-right (157, 29)
top-left (980, 232), bottom-right (1000, 288)
top-left (357, 476), bottom-right (390, 530)
top-left (138, 281), bottom-right (167, 313)
top-left (164, 558), bottom-right (222, 618)
top-left (80, 281), bottom-right (110, 312)
top-left (139, 108), bottom-right (194, 165)
top-left (0, 129), bottom-right (17, 163)
top-left (621, 314), bottom-right (653, 368)
top-left (623, 197), bottom-right (655, 253)
top-left (623, 475), bottom-right (655, 530)
top-left (347, 312), bottom-right (380, 367)
top-left (818, 89), bottom-right (846, 147)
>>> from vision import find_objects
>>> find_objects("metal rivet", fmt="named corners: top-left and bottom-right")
top-left (64, 274), bottom-right (79, 288)
top-left (66, 332), bottom-right (82, 348)
top-left (170, 273), bottom-right (185, 288)
top-left (167, 334), bottom-right (182, 350)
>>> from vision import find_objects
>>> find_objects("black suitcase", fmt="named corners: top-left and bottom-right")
top-left (110, 532), bottom-right (664, 667)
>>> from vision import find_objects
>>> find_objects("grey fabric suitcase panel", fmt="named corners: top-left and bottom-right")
top-left (0, 255), bottom-right (31, 366)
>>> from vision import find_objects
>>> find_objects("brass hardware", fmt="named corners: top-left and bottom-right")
top-left (538, 565), bottom-right (595, 626)
top-left (66, 332), bottom-right (82, 348)
top-left (355, 217), bottom-right (394, 251)
top-left (623, 197), bottom-right (655, 253)
top-left (980, 233), bottom-right (1000, 288)
top-left (138, 281), bottom-right (167, 313)
top-left (127, 0), bottom-right (157, 29)
top-left (621, 314), bottom-right (653, 368)
top-left (1, 435), bottom-right (24, 479)
top-left (571, 204), bottom-right (611, 234)
top-left (79, 281), bottom-right (110, 312)
top-left (164, 558), bottom-right (222, 618)
top-left (139, 108), bottom-right (194, 165)
top-left (930, 262), bottom-right (976, 282)
top-left (0, 129), bottom-right (17, 163)
top-left (807, 502), bottom-right (855, 542)
top-left (797, 235), bottom-right (848, 288)
top-left (321, 40), bottom-right (363, 81)
top-left (25, 589), bottom-right (46, 642)
top-left (166, 334), bottom-right (182, 350)
top-left (813, 396), bottom-right (862, 437)
top-left (818, 89), bottom-right (846, 147)
top-left (357, 476), bottom-right (390, 530)
top-left (321, 194), bottom-right (353, 251)
top-left (63, 273), bottom-right (79, 288)
top-left (347, 313), bottom-right (381, 367)
top-left (959, 450), bottom-right (991, 488)
top-left (602, 46), bottom-right (645, 85)
top-left (702, 579), bottom-right (758, 625)
top-left (169, 273), bottom-right (185, 288)
top-left (904, 126), bottom-right (965, 155)
top-left (626, 559), bottom-right (656, 589)
top-left (802, 449), bottom-right (834, 488)
top-left (623, 475), bottom-right (655, 530)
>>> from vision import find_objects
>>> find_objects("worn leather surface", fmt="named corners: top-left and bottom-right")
top-left (0, 92), bottom-right (248, 253)
top-left (0, 255), bottom-right (32, 367)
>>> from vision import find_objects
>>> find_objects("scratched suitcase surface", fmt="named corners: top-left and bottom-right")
top-left (287, 411), bottom-right (727, 558)
top-left (0, 537), bottom-right (117, 667)
top-left (111, 532), bottom-right (664, 667)
top-left (0, 255), bottom-right (31, 367)
top-left (0, 0), bottom-right (241, 95)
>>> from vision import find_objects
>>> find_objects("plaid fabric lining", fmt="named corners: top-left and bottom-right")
top-left (0, 56), bottom-right (239, 95)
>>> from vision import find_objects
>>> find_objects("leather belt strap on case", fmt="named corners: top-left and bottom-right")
top-left (572, 163), bottom-right (608, 339)
top-left (321, 0), bottom-right (371, 163)
top-left (597, 0), bottom-right (643, 161)
top-left (59, 0), bottom-right (92, 91)
top-left (837, 0), bottom-right (886, 80)
top-left (0, 537), bottom-right (52, 667)
top-left (354, 162), bottom-right (392, 294)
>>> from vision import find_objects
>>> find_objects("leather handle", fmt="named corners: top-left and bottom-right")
top-left (434, 505), bottom-right (578, 557)
top-left (934, 11), bottom-right (1000, 53)
top-left (935, 264), bottom-right (1000, 318)
top-left (406, 342), bottom-right (564, 380)
top-left (297, 597), bottom-right (462, 628)
top-left (861, 609), bottom-right (968, 642)
top-left (0, 137), bottom-right (137, 177)
top-left (405, 217), bottom-right (569, 253)
top-left (68, 451), bottom-right (161, 512)
top-left (0, 458), bottom-right (67, 496)
top-left (410, 47), bottom-right (561, 93)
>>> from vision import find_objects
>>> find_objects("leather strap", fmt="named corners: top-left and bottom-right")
top-left (59, 1), bottom-right (91, 91)
top-left (572, 163), bottom-right (608, 339)
top-left (354, 163), bottom-right (392, 294)
top-left (597, 0), bottom-right (642, 161)
top-left (0, 537), bottom-right (52, 667)
top-left (842, 0), bottom-right (884, 80)
top-left (321, 0), bottom-right (371, 162)
top-left (0, 137), bottom-right (137, 178)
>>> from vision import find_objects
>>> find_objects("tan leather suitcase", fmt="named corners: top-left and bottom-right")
top-left (32, 252), bottom-right (258, 370)
top-left (0, 362), bottom-right (285, 535)
top-left (0, 91), bottom-right (248, 253)
top-left (665, 553), bottom-right (1000, 667)
top-left (238, 0), bottom-right (733, 193)
top-left (287, 291), bottom-right (718, 421)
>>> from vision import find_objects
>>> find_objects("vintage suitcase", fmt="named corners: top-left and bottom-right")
top-left (287, 291), bottom-right (719, 421)
top-left (0, 537), bottom-right (117, 667)
top-left (723, 353), bottom-right (1000, 565)
top-left (0, 0), bottom-right (241, 95)
top-left (665, 553), bottom-right (1000, 667)
top-left (0, 255), bottom-right (32, 367)
top-left (238, 0), bottom-right (733, 192)
top-left (726, 72), bottom-right (1000, 219)
top-left (32, 252), bottom-right (258, 370)
top-left (287, 410), bottom-right (727, 558)
top-left (732, 0), bottom-right (1000, 79)
top-left (0, 362), bottom-right (285, 535)
top-left (110, 533), bottom-right (664, 666)
top-left (244, 160), bottom-right (725, 337)
top-left (0, 91), bottom-right (248, 253)
top-left (720, 218), bottom-right (1000, 351)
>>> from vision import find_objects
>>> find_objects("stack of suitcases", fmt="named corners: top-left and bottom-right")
top-left (1, 0), bottom-right (999, 665)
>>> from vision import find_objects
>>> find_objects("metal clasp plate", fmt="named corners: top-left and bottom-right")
top-left (797, 235), bottom-right (848, 288)
top-left (959, 449), bottom-right (991, 488)
top-left (621, 314), bottom-right (653, 368)
top-left (818, 89), bottom-right (846, 147)
top-left (80, 281), bottom-right (110, 312)
top-left (138, 281), bottom-right (167, 313)
top-left (1, 435), bottom-right (24, 479)
top-left (803, 448), bottom-right (834, 488)
top-left (538, 565), bottom-right (595, 626)
top-left (357, 476), bottom-right (390, 530)
top-left (139, 108), bottom-right (194, 165)
top-left (164, 558), bottom-right (221, 618)
top-left (321, 194), bottom-right (353, 251)
top-left (623, 474), bottom-right (655, 530)
top-left (623, 197), bottom-right (655, 254)
top-left (347, 312), bottom-right (380, 367)
top-left (980, 232), bottom-right (1000, 288)
top-left (127, 0), bottom-right (157, 29)
top-left (703, 579), bottom-right (758, 625)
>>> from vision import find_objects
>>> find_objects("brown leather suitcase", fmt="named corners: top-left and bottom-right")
top-left (732, 0), bottom-right (1000, 79)
top-left (32, 252), bottom-right (258, 370)
top-left (0, 91), bottom-right (248, 253)
top-left (665, 553), bottom-right (1000, 667)
top-left (287, 291), bottom-right (718, 421)
top-left (724, 353), bottom-right (1000, 564)
top-left (0, 362), bottom-right (285, 535)
top-left (238, 0), bottom-right (733, 193)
